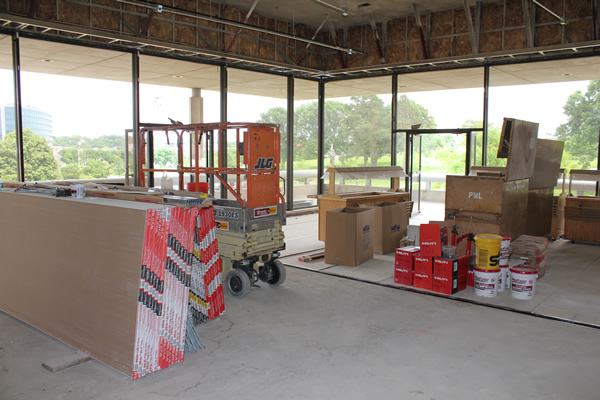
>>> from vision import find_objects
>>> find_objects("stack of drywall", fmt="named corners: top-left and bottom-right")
top-left (132, 206), bottom-right (196, 379)
top-left (0, 191), bottom-right (223, 379)
top-left (189, 205), bottom-right (225, 325)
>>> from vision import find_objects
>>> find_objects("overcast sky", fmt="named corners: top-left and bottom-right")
top-left (0, 69), bottom-right (591, 140)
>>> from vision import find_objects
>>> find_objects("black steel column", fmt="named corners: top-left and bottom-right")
top-left (597, 127), bottom-right (600, 196)
top-left (220, 66), bottom-right (227, 198)
top-left (317, 78), bottom-right (325, 195)
top-left (286, 75), bottom-right (294, 210)
top-left (391, 74), bottom-right (398, 190)
top-left (405, 133), bottom-right (411, 193)
top-left (12, 33), bottom-right (25, 182)
top-left (465, 130), bottom-right (472, 176)
top-left (482, 64), bottom-right (490, 166)
top-left (132, 50), bottom-right (140, 186)
top-left (147, 130), bottom-right (154, 187)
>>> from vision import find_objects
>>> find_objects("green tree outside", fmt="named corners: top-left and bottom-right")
top-left (553, 80), bottom-right (600, 169)
top-left (0, 128), bottom-right (60, 181)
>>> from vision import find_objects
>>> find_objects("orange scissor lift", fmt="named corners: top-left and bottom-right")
top-left (137, 122), bottom-right (286, 298)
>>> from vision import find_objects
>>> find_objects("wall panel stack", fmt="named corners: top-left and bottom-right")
top-left (0, 192), bottom-right (224, 379)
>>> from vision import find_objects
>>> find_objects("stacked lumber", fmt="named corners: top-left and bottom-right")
top-left (0, 191), bottom-right (224, 379)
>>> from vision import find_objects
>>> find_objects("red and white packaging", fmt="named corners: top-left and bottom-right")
top-left (433, 257), bottom-right (458, 277)
top-left (395, 246), bottom-right (420, 268)
top-left (419, 224), bottom-right (443, 257)
top-left (414, 271), bottom-right (433, 290)
top-left (414, 255), bottom-right (433, 274)
top-left (432, 275), bottom-right (458, 295)
top-left (394, 265), bottom-right (413, 286)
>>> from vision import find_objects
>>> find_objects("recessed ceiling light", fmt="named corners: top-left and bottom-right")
top-left (41, 59), bottom-right (54, 63)
top-left (173, 75), bottom-right (184, 78)
top-left (562, 73), bottom-right (573, 76)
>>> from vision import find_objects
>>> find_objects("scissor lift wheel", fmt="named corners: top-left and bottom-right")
top-left (265, 260), bottom-right (286, 286)
top-left (226, 269), bottom-right (251, 298)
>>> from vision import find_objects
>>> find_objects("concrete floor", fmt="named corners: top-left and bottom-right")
top-left (2, 211), bottom-right (600, 399)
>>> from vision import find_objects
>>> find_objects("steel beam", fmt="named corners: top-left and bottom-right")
top-left (286, 75), bottom-right (294, 210)
top-left (12, 33), bottom-right (25, 182)
top-left (220, 66), bottom-right (228, 198)
top-left (317, 79), bottom-right (325, 195)
top-left (413, 4), bottom-right (430, 59)
top-left (369, 13), bottom-right (385, 64)
top-left (132, 50), bottom-right (140, 186)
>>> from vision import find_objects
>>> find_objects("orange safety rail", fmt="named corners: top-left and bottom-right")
top-left (137, 122), bottom-right (285, 209)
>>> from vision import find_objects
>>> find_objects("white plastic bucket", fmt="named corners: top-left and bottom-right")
top-left (474, 267), bottom-right (500, 298)
top-left (498, 265), bottom-right (509, 292)
top-left (510, 265), bottom-right (538, 300)
top-left (70, 184), bottom-right (85, 199)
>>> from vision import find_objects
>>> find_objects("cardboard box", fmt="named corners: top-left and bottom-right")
top-left (432, 275), bottom-right (457, 295)
top-left (325, 207), bottom-right (374, 266)
top-left (394, 246), bottom-right (420, 268)
top-left (414, 255), bottom-right (433, 274)
top-left (433, 257), bottom-right (459, 277)
top-left (414, 272), bottom-right (433, 290)
top-left (419, 223), bottom-right (444, 256)
top-left (433, 255), bottom-right (469, 278)
top-left (394, 266), bottom-right (413, 286)
top-left (360, 202), bottom-right (408, 254)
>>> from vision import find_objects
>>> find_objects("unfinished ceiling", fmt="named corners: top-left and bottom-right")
top-left (1, 0), bottom-right (599, 99)
top-left (209, 0), bottom-right (473, 30)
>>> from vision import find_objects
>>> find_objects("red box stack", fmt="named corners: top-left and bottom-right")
top-left (394, 247), bottom-right (420, 286)
top-left (432, 255), bottom-right (468, 295)
top-left (413, 255), bottom-right (433, 290)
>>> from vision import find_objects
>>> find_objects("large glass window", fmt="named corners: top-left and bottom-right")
top-left (227, 68), bottom-right (287, 202)
top-left (293, 78), bottom-right (319, 207)
top-left (19, 39), bottom-right (132, 182)
top-left (139, 55), bottom-right (220, 190)
top-left (324, 76), bottom-right (393, 195)
top-left (489, 60), bottom-right (597, 185)
top-left (396, 68), bottom-right (485, 221)
top-left (0, 34), bottom-right (18, 182)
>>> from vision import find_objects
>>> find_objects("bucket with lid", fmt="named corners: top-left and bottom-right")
top-left (474, 234), bottom-right (502, 270)
top-left (510, 265), bottom-right (538, 300)
top-left (474, 267), bottom-right (500, 298)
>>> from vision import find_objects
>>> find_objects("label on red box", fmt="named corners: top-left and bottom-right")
top-left (433, 275), bottom-right (458, 295)
top-left (395, 247), bottom-right (420, 267)
top-left (414, 256), bottom-right (433, 274)
top-left (394, 266), bottom-right (413, 286)
top-left (414, 272), bottom-right (433, 290)
top-left (433, 258), bottom-right (459, 277)
top-left (420, 224), bottom-right (443, 257)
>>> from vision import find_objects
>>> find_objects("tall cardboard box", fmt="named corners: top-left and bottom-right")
top-left (359, 202), bottom-right (408, 254)
top-left (325, 207), bottom-right (374, 266)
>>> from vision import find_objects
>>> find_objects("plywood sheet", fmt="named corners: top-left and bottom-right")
top-left (529, 139), bottom-right (564, 189)
top-left (502, 118), bottom-right (539, 181)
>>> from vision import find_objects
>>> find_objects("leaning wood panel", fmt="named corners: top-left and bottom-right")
top-left (0, 192), bottom-right (150, 375)
top-left (525, 188), bottom-right (553, 237)
top-left (505, 119), bottom-right (539, 182)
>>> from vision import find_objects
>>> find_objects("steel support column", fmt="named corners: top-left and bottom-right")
top-left (482, 64), bottom-right (490, 166)
top-left (12, 33), bottom-right (25, 182)
top-left (391, 74), bottom-right (400, 188)
top-left (220, 65), bottom-right (227, 198)
top-left (286, 75), bottom-right (294, 210)
top-left (317, 78), bottom-right (325, 195)
top-left (132, 50), bottom-right (140, 186)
